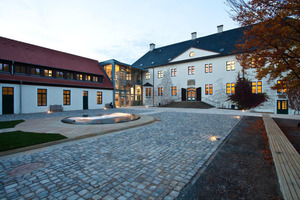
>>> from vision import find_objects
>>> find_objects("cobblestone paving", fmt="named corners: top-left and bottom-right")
top-left (0, 110), bottom-right (240, 199)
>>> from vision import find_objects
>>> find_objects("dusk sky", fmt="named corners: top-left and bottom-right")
top-left (0, 0), bottom-right (238, 64)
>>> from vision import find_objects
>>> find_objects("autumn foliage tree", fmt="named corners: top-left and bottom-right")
top-left (228, 74), bottom-right (268, 109)
top-left (226, 0), bottom-right (300, 92)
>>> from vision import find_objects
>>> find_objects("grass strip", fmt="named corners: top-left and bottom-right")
top-left (0, 131), bottom-right (67, 152)
top-left (0, 120), bottom-right (25, 129)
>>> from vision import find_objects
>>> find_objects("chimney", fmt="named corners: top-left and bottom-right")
top-left (150, 43), bottom-right (155, 51)
top-left (191, 32), bottom-right (197, 40)
top-left (217, 25), bottom-right (223, 33)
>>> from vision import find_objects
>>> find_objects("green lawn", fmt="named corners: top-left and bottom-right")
top-left (0, 131), bottom-right (67, 152)
top-left (0, 120), bottom-right (25, 129)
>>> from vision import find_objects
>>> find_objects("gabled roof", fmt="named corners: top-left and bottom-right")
top-left (0, 36), bottom-right (113, 89)
top-left (0, 36), bottom-right (105, 76)
top-left (132, 27), bottom-right (246, 69)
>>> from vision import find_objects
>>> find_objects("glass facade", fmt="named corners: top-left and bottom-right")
top-left (102, 61), bottom-right (143, 107)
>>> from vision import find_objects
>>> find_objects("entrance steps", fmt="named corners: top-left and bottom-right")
top-left (162, 101), bottom-right (214, 109)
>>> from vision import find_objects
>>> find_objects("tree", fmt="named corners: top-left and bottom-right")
top-left (228, 74), bottom-right (268, 109)
top-left (226, 0), bottom-right (300, 91)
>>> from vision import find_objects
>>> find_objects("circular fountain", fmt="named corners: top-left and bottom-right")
top-left (61, 113), bottom-right (140, 125)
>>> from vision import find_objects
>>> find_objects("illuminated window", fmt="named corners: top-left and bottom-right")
top-left (146, 88), bottom-right (152, 97)
top-left (158, 71), bottom-right (163, 79)
top-left (126, 73), bottom-right (131, 81)
top-left (205, 84), bottom-right (213, 95)
top-left (93, 76), bottom-right (98, 82)
top-left (44, 69), bottom-right (52, 77)
top-left (226, 83), bottom-right (235, 94)
top-left (171, 86), bottom-right (177, 96)
top-left (277, 80), bottom-right (287, 93)
top-left (205, 64), bottom-right (212, 73)
top-left (0, 63), bottom-right (10, 72)
top-left (171, 68), bottom-right (177, 77)
top-left (15, 65), bottom-right (27, 74)
top-left (2, 87), bottom-right (13, 95)
top-left (97, 91), bottom-right (102, 104)
top-left (77, 74), bottom-right (83, 80)
top-left (231, 83), bottom-right (235, 94)
top-left (146, 72), bottom-right (150, 80)
top-left (31, 67), bottom-right (40, 76)
top-left (63, 90), bottom-right (71, 105)
top-left (188, 66), bottom-right (195, 75)
top-left (252, 81), bottom-right (262, 93)
top-left (158, 87), bottom-right (163, 96)
top-left (37, 89), bottom-right (47, 106)
top-left (226, 61), bottom-right (235, 71)
top-left (56, 71), bottom-right (64, 78)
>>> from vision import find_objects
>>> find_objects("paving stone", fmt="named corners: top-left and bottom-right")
top-left (0, 108), bottom-right (240, 199)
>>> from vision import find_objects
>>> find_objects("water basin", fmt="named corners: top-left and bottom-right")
top-left (61, 113), bottom-right (140, 125)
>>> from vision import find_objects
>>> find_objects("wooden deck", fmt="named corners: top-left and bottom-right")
top-left (263, 114), bottom-right (300, 200)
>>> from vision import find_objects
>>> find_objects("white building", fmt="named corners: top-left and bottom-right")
top-left (132, 26), bottom-right (291, 114)
top-left (0, 36), bottom-right (114, 115)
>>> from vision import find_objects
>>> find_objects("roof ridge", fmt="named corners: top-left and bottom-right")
top-left (0, 36), bottom-right (98, 62)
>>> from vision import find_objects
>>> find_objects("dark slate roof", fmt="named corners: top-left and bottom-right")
top-left (132, 26), bottom-right (246, 69)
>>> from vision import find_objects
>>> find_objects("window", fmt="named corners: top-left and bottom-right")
top-left (146, 72), bottom-right (150, 80)
top-left (67, 72), bottom-right (74, 79)
top-left (252, 81), bottom-right (262, 93)
top-left (37, 89), bottom-right (47, 106)
top-left (97, 91), bottom-right (102, 104)
top-left (0, 63), bottom-right (10, 72)
top-left (93, 76), bottom-right (98, 82)
top-left (31, 67), bottom-right (40, 76)
top-left (188, 66), bottom-right (195, 75)
top-left (171, 68), bottom-right (177, 77)
top-left (77, 74), bottom-right (83, 80)
top-left (85, 75), bottom-right (91, 81)
top-left (158, 71), bottom-right (163, 79)
top-left (205, 84), bottom-right (213, 95)
top-left (277, 80), bottom-right (287, 93)
top-left (63, 90), bottom-right (71, 105)
top-left (15, 65), bottom-right (26, 74)
top-left (205, 64), bottom-right (212, 73)
top-left (56, 71), bottom-right (64, 78)
top-left (226, 83), bottom-right (235, 94)
top-left (158, 87), bottom-right (163, 96)
top-left (171, 86), bottom-right (177, 96)
top-left (126, 73), bottom-right (131, 81)
top-left (2, 87), bottom-right (13, 95)
top-left (99, 76), bottom-right (104, 83)
top-left (44, 69), bottom-right (52, 77)
top-left (146, 88), bottom-right (152, 97)
top-left (226, 61), bottom-right (235, 71)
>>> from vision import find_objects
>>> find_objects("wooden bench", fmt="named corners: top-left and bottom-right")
top-left (50, 105), bottom-right (63, 112)
top-left (263, 114), bottom-right (300, 200)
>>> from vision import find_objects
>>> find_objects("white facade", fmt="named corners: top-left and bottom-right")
top-left (142, 54), bottom-right (293, 114)
top-left (0, 84), bottom-right (113, 114)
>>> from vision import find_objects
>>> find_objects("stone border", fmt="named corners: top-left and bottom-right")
top-left (0, 115), bottom-right (157, 157)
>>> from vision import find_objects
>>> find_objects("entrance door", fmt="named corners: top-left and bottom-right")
top-left (83, 91), bottom-right (88, 110)
top-left (196, 87), bottom-right (201, 101)
top-left (2, 87), bottom-right (14, 114)
top-left (181, 88), bottom-right (186, 101)
top-left (277, 100), bottom-right (288, 114)
top-left (187, 88), bottom-right (196, 101)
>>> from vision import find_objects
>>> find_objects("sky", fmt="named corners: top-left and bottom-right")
top-left (0, 0), bottom-right (239, 64)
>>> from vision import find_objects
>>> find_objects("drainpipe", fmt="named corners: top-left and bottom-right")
top-left (152, 68), bottom-right (154, 106)
top-left (20, 80), bottom-right (22, 114)
top-left (112, 62), bottom-right (115, 108)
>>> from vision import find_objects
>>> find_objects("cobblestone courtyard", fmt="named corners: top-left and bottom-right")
top-left (0, 108), bottom-right (240, 199)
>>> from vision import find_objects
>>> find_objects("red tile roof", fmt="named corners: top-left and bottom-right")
top-left (0, 36), bottom-right (113, 89)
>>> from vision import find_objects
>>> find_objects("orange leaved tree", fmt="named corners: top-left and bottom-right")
top-left (226, 0), bottom-right (300, 91)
